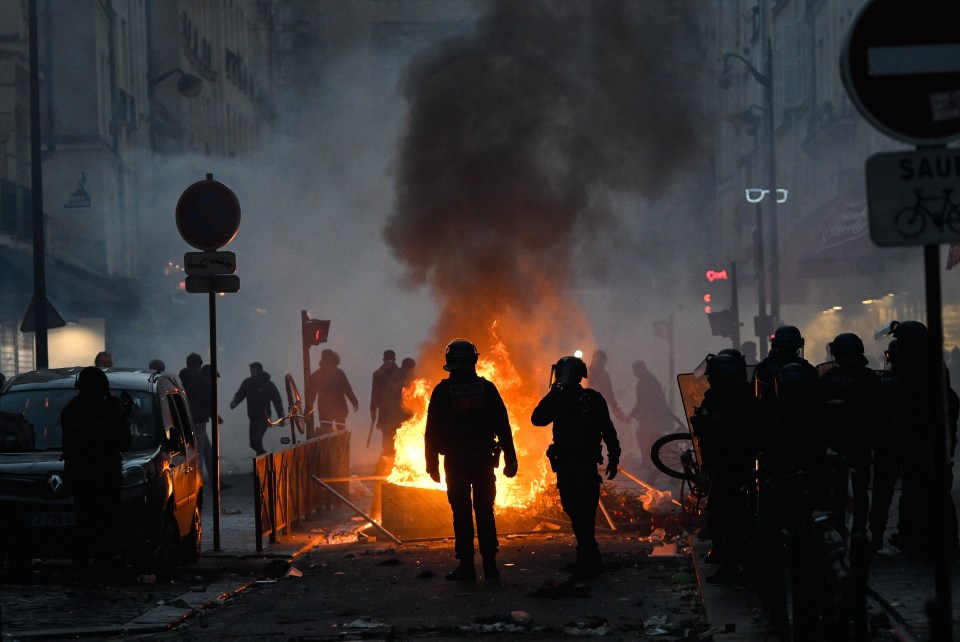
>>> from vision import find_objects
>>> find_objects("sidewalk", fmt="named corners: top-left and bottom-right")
top-left (689, 522), bottom-right (960, 641)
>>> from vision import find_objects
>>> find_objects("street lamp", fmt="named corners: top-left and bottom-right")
top-left (723, 39), bottom-right (779, 358)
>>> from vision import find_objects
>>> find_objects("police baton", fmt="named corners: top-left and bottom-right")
top-left (366, 417), bottom-right (375, 448)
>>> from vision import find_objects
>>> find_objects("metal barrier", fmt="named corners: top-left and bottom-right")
top-left (253, 430), bottom-right (350, 552)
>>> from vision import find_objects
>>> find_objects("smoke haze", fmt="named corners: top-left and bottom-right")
top-left (111, 1), bottom-right (717, 471)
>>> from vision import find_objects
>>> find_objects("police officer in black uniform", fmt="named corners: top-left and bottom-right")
top-left (879, 321), bottom-right (960, 557)
top-left (819, 333), bottom-right (884, 540)
top-left (692, 351), bottom-right (764, 582)
top-left (532, 355), bottom-right (621, 578)
top-left (424, 339), bottom-right (519, 581)
top-left (752, 325), bottom-right (814, 402)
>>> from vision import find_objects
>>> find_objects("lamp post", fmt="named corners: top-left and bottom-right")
top-left (724, 39), bottom-right (779, 356)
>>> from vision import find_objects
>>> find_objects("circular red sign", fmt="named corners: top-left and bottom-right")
top-left (841, 0), bottom-right (960, 145)
top-left (175, 179), bottom-right (241, 250)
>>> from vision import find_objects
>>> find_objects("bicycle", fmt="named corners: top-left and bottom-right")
top-left (266, 373), bottom-right (309, 445)
top-left (894, 188), bottom-right (960, 238)
top-left (649, 431), bottom-right (709, 514)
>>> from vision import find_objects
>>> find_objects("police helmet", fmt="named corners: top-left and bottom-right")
top-left (774, 362), bottom-right (818, 403)
top-left (551, 356), bottom-right (588, 386)
top-left (444, 339), bottom-right (479, 372)
top-left (828, 332), bottom-right (868, 367)
top-left (771, 325), bottom-right (804, 353)
top-left (704, 352), bottom-right (747, 384)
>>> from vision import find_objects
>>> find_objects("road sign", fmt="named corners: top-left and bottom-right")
top-left (866, 149), bottom-right (960, 247)
top-left (185, 275), bottom-right (240, 294)
top-left (841, 0), bottom-right (960, 145)
top-left (176, 176), bottom-right (241, 250)
top-left (184, 250), bottom-right (237, 276)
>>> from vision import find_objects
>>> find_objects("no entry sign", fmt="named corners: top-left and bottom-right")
top-left (841, 0), bottom-right (960, 145)
top-left (175, 176), bottom-right (241, 250)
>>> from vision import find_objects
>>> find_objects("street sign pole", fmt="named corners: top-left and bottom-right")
top-left (841, 1), bottom-right (960, 636)
top-left (923, 240), bottom-right (952, 641)
top-left (176, 172), bottom-right (242, 554)
top-left (209, 290), bottom-right (220, 551)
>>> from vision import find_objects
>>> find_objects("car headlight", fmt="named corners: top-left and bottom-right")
top-left (121, 464), bottom-right (148, 487)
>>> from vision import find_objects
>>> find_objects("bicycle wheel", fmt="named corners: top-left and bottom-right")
top-left (650, 432), bottom-right (697, 481)
top-left (894, 205), bottom-right (925, 238)
top-left (284, 373), bottom-right (305, 435)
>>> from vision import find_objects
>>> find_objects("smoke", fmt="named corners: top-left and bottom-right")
top-left (384, 0), bottom-right (712, 388)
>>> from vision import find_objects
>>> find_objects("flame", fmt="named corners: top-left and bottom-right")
top-left (387, 334), bottom-right (555, 509)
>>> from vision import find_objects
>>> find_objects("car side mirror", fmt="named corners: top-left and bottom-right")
top-left (120, 390), bottom-right (136, 417)
top-left (167, 426), bottom-right (186, 454)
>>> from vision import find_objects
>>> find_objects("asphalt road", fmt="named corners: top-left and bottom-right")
top-left (5, 472), bottom-right (960, 641)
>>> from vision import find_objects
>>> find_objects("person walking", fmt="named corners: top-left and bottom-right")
top-left (378, 357), bottom-right (417, 456)
top-left (60, 366), bottom-right (131, 569)
top-left (179, 353), bottom-right (213, 482)
top-left (588, 350), bottom-right (625, 422)
top-left (425, 339), bottom-right (518, 582)
top-left (370, 350), bottom-right (399, 451)
top-left (625, 359), bottom-right (675, 476)
top-left (532, 355), bottom-right (621, 578)
top-left (310, 349), bottom-right (359, 437)
top-left (229, 361), bottom-right (284, 456)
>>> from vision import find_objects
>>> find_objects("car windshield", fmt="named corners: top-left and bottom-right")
top-left (0, 389), bottom-right (158, 452)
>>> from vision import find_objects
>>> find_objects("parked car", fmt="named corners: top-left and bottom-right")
top-left (0, 367), bottom-right (203, 573)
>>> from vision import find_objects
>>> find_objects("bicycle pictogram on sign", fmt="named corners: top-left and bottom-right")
top-left (894, 188), bottom-right (960, 239)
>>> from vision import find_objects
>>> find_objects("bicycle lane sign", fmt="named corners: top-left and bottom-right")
top-left (865, 148), bottom-right (960, 247)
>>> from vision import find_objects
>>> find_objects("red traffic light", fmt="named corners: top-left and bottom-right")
top-left (303, 318), bottom-right (330, 346)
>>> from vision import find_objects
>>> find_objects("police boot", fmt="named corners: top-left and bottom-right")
top-left (445, 559), bottom-right (476, 582)
top-left (482, 555), bottom-right (499, 580)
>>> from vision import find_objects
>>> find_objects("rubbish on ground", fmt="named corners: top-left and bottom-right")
top-left (136, 574), bottom-right (156, 584)
top-left (376, 557), bottom-right (402, 566)
top-left (650, 542), bottom-right (678, 557)
top-left (286, 566), bottom-right (303, 577)
top-left (563, 617), bottom-right (609, 636)
top-left (337, 618), bottom-right (387, 629)
top-left (641, 488), bottom-right (676, 515)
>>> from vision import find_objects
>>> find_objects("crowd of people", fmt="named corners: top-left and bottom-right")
top-left (691, 321), bottom-right (960, 586)
top-left (60, 321), bottom-right (959, 589)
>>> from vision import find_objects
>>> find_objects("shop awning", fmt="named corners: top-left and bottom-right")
top-left (795, 198), bottom-right (878, 279)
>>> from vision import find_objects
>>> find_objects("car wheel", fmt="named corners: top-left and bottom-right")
top-left (180, 505), bottom-right (202, 564)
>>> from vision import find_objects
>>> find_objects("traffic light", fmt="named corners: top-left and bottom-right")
top-left (302, 317), bottom-right (330, 346)
top-left (707, 309), bottom-right (738, 338)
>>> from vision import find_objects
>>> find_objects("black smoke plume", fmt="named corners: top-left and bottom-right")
top-left (384, 0), bottom-right (711, 389)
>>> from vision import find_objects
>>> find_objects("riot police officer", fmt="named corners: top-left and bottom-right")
top-left (691, 351), bottom-right (764, 582)
top-left (424, 339), bottom-right (518, 581)
top-left (878, 321), bottom-right (959, 557)
top-left (531, 355), bottom-right (621, 578)
top-left (752, 325), bottom-right (814, 402)
top-left (818, 333), bottom-right (884, 539)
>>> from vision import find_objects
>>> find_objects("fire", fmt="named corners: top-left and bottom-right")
top-left (386, 346), bottom-right (554, 509)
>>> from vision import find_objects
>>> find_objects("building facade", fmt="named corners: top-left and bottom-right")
top-left (0, 0), bottom-right (275, 376)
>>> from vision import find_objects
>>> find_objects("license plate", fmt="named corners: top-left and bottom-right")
top-left (26, 512), bottom-right (76, 527)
